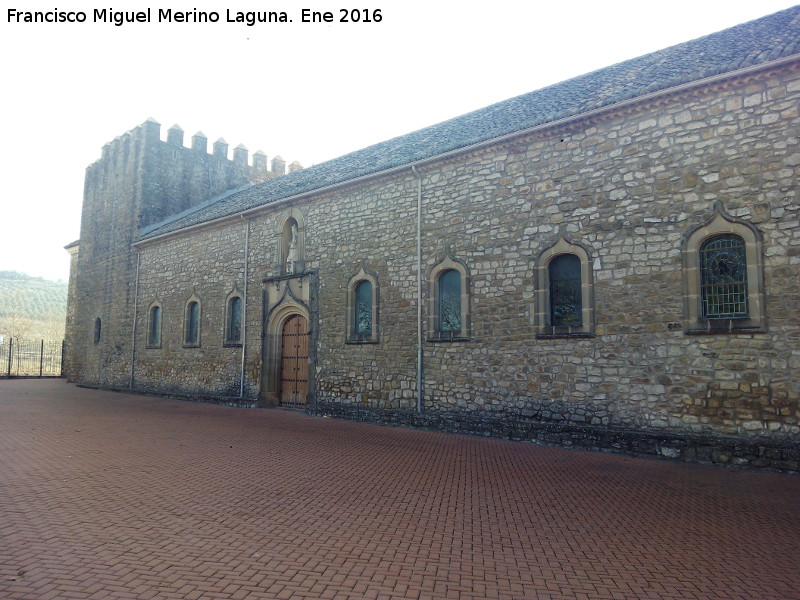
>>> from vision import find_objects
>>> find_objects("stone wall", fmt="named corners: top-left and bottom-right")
top-left (88, 61), bottom-right (799, 466)
top-left (308, 63), bottom-right (799, 442)
top-left (134, 221), bottom-right (258, 398)
top-left (306, 403), bottom-right (800, 472)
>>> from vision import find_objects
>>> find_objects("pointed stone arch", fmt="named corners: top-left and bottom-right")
top-left (682, 202), bottom-right (765, 334)
top-left (182, 293), bottom-right (202, 347)
top-left (534, 233), bottom-right (595, 338)
top-left (146, 299), bottom-right (162, 348)
top-left (260, 295), bottom-right (311, 407)
top-left (223, 286), bottom-right (244, 346)
top-left (427, 253), bottom-right (471, 341)
top-left (346, 265), bottom-right (380, 343)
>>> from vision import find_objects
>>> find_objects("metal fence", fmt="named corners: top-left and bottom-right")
top-left (0, 338), bottom-right (64, 377)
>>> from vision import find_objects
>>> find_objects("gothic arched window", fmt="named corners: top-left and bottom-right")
top-left (699, 234), bottom-right (748, 319)
top-left (346, 267), bottom-right (379, 344)
top-left (438, 269), bottom-right (462, 333)
top-left (184, 299), bottom-right (201, 347)
top-left (534, 235), bottom-right (594, 338)
top-left (354, 280), bottom-right (373, 336)
top-left (427, 256), bottom-right (470, 341)
top-left (226, 296), bottom-right (243, 344)
top-left (147, 304), bottom-right (162, 348)
top-left (549, 254), bottom-right (583, 327)
top-left (682, 203), bottom-right (765, 334)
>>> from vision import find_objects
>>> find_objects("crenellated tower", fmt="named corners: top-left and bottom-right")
top-left (65, 118), bottom-right (297, 387)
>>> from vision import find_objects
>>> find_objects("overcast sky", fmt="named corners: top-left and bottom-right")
top-left (1, 0), bottom-right (796, 282)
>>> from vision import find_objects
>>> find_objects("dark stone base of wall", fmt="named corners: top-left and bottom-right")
top-left (308, 402), bottom-right (800, 474)
top-left (75, 384), bottom-right (258, 408)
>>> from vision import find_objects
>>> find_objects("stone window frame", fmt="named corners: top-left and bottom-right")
top-left (146, 301), bottom-right (162, 348)
top-left (345, 266), bottom-right (379, 344)
top-left (427, 255), bottom-right (471, 342)
top-left (682, 203), bottom-right (766, 335)
top-left (223, 288), bottom-right (244, 347)
top-left (183, 294), bottom-right (202, 348)
top-left (275, 209), bottom-right (306, 276)
top-left (534, 235), bottom-right (595, 339)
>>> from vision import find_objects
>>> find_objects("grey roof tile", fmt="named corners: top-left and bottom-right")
top-left (140, 6), bottom-right (800, 241)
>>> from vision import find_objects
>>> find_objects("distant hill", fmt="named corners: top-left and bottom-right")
top-left (0, 271), bottom-right (67, 340)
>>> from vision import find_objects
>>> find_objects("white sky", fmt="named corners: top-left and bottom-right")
top-left (1, 0), bottom-right (796, 282)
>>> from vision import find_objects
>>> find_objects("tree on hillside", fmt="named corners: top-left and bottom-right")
top-left (0, 311), bottom-right (34, 341)
top-left (0, 272), bottom-right (68, 340)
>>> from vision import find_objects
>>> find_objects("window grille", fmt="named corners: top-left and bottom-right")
top-left (700, 234), bottom-right (748, 319)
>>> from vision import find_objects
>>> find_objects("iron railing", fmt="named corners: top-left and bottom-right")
top-left (0, 338), bottom-right (64, 377)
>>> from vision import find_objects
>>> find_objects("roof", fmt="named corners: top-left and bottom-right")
top-left (140, 6), bottom-right (800, 241)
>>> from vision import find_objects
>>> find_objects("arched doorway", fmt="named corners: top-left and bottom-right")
top-left (259, 282), bottom-right (313, 409)
top-left (279, 314), bottom-right (309, 408)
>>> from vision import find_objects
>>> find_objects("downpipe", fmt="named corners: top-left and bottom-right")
top-left (129, 250), bottom-right (140, 389)
top-left (240, 215), bottom-right (250, 398)
top-left (412, 166), bottom-right (424, 413)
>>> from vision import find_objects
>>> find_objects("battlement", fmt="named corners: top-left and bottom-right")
top-left (95, 118), bottom-right (301, 176)
top-left (84, 118), bottom-right (303, 231)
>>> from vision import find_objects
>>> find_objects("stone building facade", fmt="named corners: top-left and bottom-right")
top-left (66, 8), bottom-right (800, 470)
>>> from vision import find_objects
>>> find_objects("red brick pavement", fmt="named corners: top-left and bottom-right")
top-left (1, 379), bottom-right (798, 600)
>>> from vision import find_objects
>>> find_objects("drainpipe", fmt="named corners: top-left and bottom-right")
top-left (129, 249), bottom-right (141, 389)
top-left (411, 166), bottom-right (424, 413)
top-left (240, 215), bottom-right (250, 398)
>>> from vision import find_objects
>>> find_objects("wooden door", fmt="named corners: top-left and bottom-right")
top-left (279, 315), bottom-right (309, 408)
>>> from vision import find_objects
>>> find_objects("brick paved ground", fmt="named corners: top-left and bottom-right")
top-left (0, 380), bottom-right (798, 600)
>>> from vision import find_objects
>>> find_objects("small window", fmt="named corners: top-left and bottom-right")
top-left (93, 318), bottom-right (102, 344)
top-left (147, 305), bottom-right (162, 347)
top-left (438, 269), bottom-right (462, 333)
top-left (549, 254), bottom-right (583, 327)
top-left (226, 296), bottom-right (243, 344)
top-left (427, 256), bottom-right (470, 341)
top-left (354, 280), bottom-right (373, 336)
top-left (700, 234), bottom-right (748, 319)
top-left (184, 299), bottom-right (201, 346)
top-left (346, 267), bottom-right (379, 344)
top-left (682, 203), bottom-right (765, 334)
top-left (534, 235), bottom-right (594, 338)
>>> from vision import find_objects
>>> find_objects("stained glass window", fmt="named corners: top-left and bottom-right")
top-left (549, 254), bottom-right (582, 327)
top-left (227, 296), bottom-right (242, 342)
top-left (148, 305), bottom-right (161, 346)
top-left (438, 269), bottom-right (462, 332)
top-left (185, 301), bottom-right (200, 345)
top-left (700, 234), bottom-right (748, 319)
top-left (354, 280), bottom-right (372, 336)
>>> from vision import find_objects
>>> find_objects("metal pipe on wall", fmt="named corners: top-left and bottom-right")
top-left (129, 250), bottom-right (140, 389)
top-left (411, 166), bottom-right (424, 413)
top-left (240, 216), bottom-right (250, 398)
